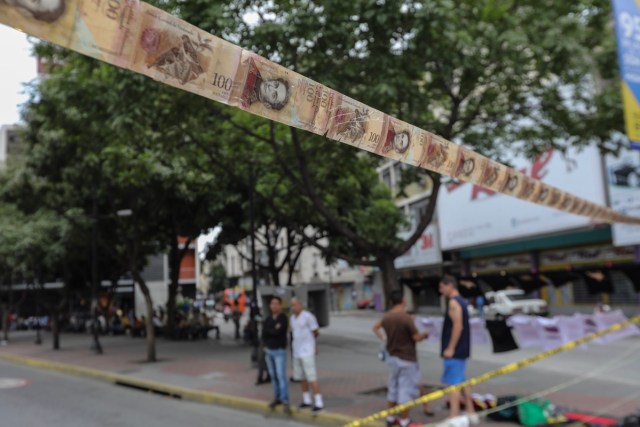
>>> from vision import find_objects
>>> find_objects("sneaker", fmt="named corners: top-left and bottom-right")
top-left (311, 406), bottom-right (324, 414)
top-left (467, 413), bottom-right (480, 425)
top-left (298, 403), bottom-right (313, 409)
top-left (268, 399), bottom-right (282, 410)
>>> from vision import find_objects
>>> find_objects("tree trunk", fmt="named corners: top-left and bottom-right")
top-left (134, 273), bottom-right (157, 362)
top-left (1, 303), bottom-right (8, 343)
top-left (51, 311), bottom-right (60, 350)
top-left (378, 253), bottom-right (400, 309)
top-left (166, 239), bottom-right (179, 337)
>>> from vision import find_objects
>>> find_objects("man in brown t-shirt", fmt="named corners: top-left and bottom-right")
top-left (373, 290), bottom-right (428, 427)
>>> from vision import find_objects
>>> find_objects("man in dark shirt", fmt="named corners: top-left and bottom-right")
top-left (439, 274), bottom-right (476, 419)
top-left (373, 290), bottom-right (428, 427)
top-left (262, 296), bottom-right (290, 413)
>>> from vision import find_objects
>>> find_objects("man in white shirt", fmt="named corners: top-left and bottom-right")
top-left (290, 297), bottom-right (323, 413)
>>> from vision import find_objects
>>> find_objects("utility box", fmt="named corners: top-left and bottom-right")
top-left (259, 282), bottom-right (330, 327)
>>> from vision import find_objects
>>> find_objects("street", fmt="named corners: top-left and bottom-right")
top-left (0, 359), bottom-right (312, 427)
top-left (323, 313), bottom-right (640, 406)
top-left (1, 311), bottom-right (639, 426)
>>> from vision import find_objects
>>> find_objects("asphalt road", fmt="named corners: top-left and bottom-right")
top-left (0, 359), bottom-right (312, 427)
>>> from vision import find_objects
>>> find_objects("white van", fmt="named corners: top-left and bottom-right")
top-left (482, 289), bottom-right (548, 320)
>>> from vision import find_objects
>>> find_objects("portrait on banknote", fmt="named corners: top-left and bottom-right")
top-left (375, 118), bottom-right (415, 162)
top-left (453, 147), bottom-right (486, 183)
top-left (499, 169), bottom-right (527, 196)
top-left (235, 54), bottom-right (292, 111)
top-left (227, 51), bottom-right (300, 122)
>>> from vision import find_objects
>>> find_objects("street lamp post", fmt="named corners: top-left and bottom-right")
top-left (90, 196), bottom-right (103, 354)
top-left (249, 164), bottom-right (260, 363)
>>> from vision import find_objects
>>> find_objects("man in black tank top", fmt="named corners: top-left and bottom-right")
top-left (439, 275), bottom-right (476, 419)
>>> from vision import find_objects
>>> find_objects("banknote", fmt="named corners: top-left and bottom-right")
top-left (500, 169), bottom-right (526, 196)
top-left (0, 0), bottom-right (77, 48)
top-left (517, 176), bottom-right (539, 201)
top-left (131, 3), bottom-right (241, 104)
top-left (419, 134), bottom-right (459, 177)
top-left (452, 147), bottom-right (487, 184)
top-left (325, 94), bottom-right (387, 152)
top-left (522, 177), bottom-right (544, 202)
top-left (403, 130), bottom-right (431, 168)
top-left (289, 78), bottom-right (338, 135)
top-left (70, 0), bottom-right (142, 68)
top-left (584, 203), bottom-right (598, 218)
top-left (545, 187), bottom-right (563, 209)
top-left (375, 117), bottom-right (422, 163)
top-left (229, 50), bottom-right (301, 122)
top-left (476, 159), bottom-right (509, 192)
top-left (557, 193), bottom-right (574, 213)
top-left (569, 197), bottom-right (587, 215)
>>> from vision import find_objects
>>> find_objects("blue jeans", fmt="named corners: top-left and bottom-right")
top-left (265, 348), bottom-right (289, 403)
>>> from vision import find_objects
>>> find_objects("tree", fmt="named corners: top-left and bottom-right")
top-left (171, 0), bottom-right (625, 298)
top-left (207, 262), bottom-right (228, 294)
top-left (20, 42), bottom-right (246, 358)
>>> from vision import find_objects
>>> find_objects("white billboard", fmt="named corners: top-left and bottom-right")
top-left (437, 146), bottom-right (606, 250)
top-left (394, 223), bottom-right (442, 269)
top-left (607, 149), bottom-right (640, 246)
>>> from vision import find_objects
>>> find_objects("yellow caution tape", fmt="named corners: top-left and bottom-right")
top-left (343, 315), bottom-right (640, 427)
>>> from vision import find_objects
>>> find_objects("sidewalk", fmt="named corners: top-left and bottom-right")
top-left (1, 313), bottom-right (639, 426)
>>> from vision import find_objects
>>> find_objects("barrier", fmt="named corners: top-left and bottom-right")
top-left (343, 315), bottom-right (640, 427)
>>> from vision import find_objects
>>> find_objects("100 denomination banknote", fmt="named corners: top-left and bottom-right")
top-left (420, 134), bottom-right (459, 177)
top-left (71, 0), bottom-right (142, 68)
top-left (375, 117), bottom-right (422, 164)
top-left (0, 0), bottom-right (143, 68)
top-left (230, 53), bottom-right (338, 135)
top-left (2, 0), bottom-right (638, 225)
top-left (452, 147), bottom-right (487, 185)
top-left (326, 94), bottom-right (387, 152)
top-left (0, 0), bottom-right (77, 49)
top-left (131, 3), bottom-right (241, 104)
top-left (230, 51), bottom-right (300, 123)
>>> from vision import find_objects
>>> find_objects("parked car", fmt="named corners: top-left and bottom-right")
top-left (356, 299), bottom-right (375, 310)
top-left (611, 163), bottom-right (640, 187)
top-left (483, 289), bottom-right (548, 320)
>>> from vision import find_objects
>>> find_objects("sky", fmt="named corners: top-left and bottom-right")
top-left (0, 24), bottom-right (224, 252)
top-left (0, 25), bottom-right (37, 126)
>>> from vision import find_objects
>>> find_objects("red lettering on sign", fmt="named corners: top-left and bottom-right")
top-left (420, 234), bottom-right (433, 250)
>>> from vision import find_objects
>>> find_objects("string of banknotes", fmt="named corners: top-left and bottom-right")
top-left (1, 0), bottom-right (638, 224)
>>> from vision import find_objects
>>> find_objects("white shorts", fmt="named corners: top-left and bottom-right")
top-left (293, 356), bottom-right (317, 382)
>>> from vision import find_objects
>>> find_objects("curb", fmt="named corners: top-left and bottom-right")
top-left (0, 353), bottom-right (378, 427)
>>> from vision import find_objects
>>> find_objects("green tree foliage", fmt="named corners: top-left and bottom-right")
top-left (207, 262), bottom-right (228, 294)
top-left (17, 45), bottom-right (243, 360)
top-left (170, 0), bottom-right (624, 298)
